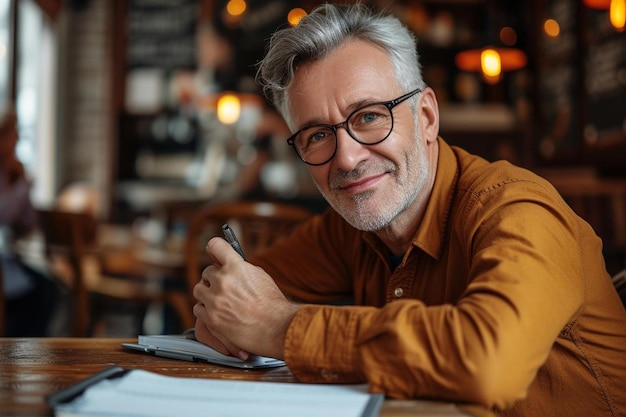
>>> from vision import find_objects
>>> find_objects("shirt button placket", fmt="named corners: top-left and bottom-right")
top-left (320, 369), bottom-right (339, 381)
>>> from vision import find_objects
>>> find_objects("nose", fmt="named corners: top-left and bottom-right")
top-left (332, 127), bottom-right (371, 172)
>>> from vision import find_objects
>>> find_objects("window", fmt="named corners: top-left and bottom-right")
top-left (0, 0), bottom-right (12, 111)
top-left (16, 0), bottom-right (57, 205)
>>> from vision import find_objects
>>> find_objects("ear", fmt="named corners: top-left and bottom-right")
top-left (417, 87), bottom-right (439, 144)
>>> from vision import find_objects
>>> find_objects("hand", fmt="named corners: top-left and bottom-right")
top-left (193, 318), bottom-right (250, 360)
top-left (192, 237), bottom-right (299, 359)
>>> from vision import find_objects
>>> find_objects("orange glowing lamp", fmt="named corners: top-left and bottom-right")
top-left (288, 8), bottom-right (307, 26)
top-left (455, 47), bottom-right (527, 84)
top-left (217, 93), bottom-right (241, 125)
top-left (610, 0), bottom-right (625, 31)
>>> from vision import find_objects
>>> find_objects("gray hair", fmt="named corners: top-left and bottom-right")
top-left (257, 3), bottom-right (425, 126)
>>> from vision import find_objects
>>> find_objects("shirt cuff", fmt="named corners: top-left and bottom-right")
top-left (284, 304), bottom-right (366, 383)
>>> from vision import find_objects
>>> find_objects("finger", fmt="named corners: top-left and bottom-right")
top-left (193, 317), bottom-right (231, 356)
top-left (212, 329), bottom-right (250, 361)
top-left (200, 264), bottom-right (215, 286)
top-left (205, 237), bottom-right (245, 267)
top-left (193, 279), bottom-right (212, 304)
top-left (193, 309), bottom-right (250, 360)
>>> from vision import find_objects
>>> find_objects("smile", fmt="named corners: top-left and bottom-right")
top-left (337, 172), bottom-right (387, 194)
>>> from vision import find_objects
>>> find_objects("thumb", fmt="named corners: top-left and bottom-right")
top-left (205, 236), bottom-right (244, 266)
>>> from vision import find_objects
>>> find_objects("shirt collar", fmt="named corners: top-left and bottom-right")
top-left (362, 137), bottom-right (459, 262)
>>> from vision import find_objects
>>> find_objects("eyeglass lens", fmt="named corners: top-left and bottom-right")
top-left (293, 103), bottom-right (393, 165)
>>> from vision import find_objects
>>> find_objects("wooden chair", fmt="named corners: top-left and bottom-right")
top-left (613, 268), bottom-right (626, 308)
top-left (0, 258), bottom-right (4, 336)
top-left (183, 201), bottom-right (313, 329)
top-left (36, 208), bottom-right (189, 337)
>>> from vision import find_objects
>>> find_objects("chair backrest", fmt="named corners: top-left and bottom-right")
top-left (613, 268), bottom-right (626, 308)
top-left (184, 201), bottom-right (313, 327)
top-left (36, 209), bottom-right (98, 336)
top-left (0, 258), bottom-right (5, 336)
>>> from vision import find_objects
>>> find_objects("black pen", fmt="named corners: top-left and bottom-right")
top-left (222, 224), bottom-right (247, 260)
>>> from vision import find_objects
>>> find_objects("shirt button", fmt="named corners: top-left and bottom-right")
top-left (394, 287), bottom-right (404, 298)
top-left (320, 369), bottom-right (338, 381)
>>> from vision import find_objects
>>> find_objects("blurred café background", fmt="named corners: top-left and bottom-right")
top-left (0, 0), bottom-right (625, 337)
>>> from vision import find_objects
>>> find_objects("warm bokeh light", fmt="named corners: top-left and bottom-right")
top-left (583, 0), bottom-right (611, 8)
top-left (610, 0), bottom-right (625, 31)
top-left (583, 0), bottom-right (625, 31)
top-left (217, 94), bottom-right (241, 125)
top-left (226, 0), bottom-right (246, 16)
top-left (499, 27), bottom-right (518, 46)
top-left (481, 49), bottom-right (501, 83)
top-left (455, 47), bottom-right (526, 84)
top-left (288, 8), bottom-right (307, 26)
top-left (543, 19), bottom-right (561, 37)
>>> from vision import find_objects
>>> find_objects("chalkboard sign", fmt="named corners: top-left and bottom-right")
top-left (536, 0), bottom-right (582, 162)
top-left (538, 64), bottom-right (581, 160)
top-left (126, 0), bottom-right (198, 70)
top-left (583, 9), bottom-right (626, 148)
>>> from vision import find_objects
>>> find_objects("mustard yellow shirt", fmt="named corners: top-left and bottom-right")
top-left (252, 138), bottom-right (626, 416)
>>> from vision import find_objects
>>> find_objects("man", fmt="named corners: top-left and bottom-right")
top-left (192, 4), bottom-right (626, 416)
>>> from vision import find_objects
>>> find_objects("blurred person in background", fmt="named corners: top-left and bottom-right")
top-left (0, 107), bottom-right (60, 336)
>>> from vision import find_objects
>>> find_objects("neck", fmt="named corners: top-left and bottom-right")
top-left (374, 206), bottom-right (423, 256)
top-left (376, 145), bottom-right (439, 256)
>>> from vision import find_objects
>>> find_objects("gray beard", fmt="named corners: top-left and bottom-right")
top-left (316, 156), bottom-right (425, 232)
top-left (316, 132), bottom-right (429, 232)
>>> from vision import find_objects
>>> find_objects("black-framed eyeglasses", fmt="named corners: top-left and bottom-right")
top-left (286, 87), bottom-right (423, 166)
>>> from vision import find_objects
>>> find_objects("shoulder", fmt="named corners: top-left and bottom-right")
top-left (451, 146), bottom-right (563, 206)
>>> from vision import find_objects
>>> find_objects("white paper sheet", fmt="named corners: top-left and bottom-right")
top-left (55, 369), bottom-right (382, 417)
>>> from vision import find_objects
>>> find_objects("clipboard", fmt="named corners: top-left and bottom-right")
top-left (46, 366), bottom-right (128, 408)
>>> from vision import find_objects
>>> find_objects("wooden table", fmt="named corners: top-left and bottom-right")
top-left (0, 338), bottom-right (496, 417)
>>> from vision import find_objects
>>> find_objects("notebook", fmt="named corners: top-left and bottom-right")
top-left (122, 331), bottom-right (285, 369)
top-left (48, 366), bottom-right (383, 417)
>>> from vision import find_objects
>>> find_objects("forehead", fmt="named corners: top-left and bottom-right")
top-left (286, 39), bottom-right (399, 125)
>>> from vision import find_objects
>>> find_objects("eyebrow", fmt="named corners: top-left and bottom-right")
top-left (296, 96), bottom-right (382, 131)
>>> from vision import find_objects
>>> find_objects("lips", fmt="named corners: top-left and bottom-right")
top-left (329, 160), bottom-right (396, 193)
top-left (335, 172), bottom-right (387, 194)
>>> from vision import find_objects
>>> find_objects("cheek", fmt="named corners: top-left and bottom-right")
top-left (308, 166), bottom-right (330, 190)
top-left (375, 134), bottom-right (410, 162)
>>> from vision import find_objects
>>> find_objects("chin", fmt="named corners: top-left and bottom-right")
top-left (338, 198), bottom-right (394, 232)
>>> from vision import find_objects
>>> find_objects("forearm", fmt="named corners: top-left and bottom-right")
top-left (283, 279), bottom-right (579, 409)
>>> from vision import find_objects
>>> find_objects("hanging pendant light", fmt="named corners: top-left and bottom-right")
top-left (610, 0), bottom-right (626, 31)
top-left (481, 48), bottom-right (502, 83)
top-left (217, 93), bottom-right (241, 125)
top-left (455, 20), bottom-right (527, 85)
top-left (584, 0), bottom-right (611, 7)
top-left (455, 46), bottom-right (527, 84)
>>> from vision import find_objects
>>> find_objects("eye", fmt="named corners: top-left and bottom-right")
top-left (299, 126), bottom-right (334, 149)
top-left (309, 129), bottom-right (329, 143)
top-left (350, 105), bottom-right (389, 129)
top-left (362, 112), bottom-right (377, 123)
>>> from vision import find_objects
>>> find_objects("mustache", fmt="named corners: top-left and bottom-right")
top-left (329, 160), bottom-right (396, 190)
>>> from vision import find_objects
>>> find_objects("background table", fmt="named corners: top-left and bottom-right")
top-left (0, 338), bottom-right (495, 417)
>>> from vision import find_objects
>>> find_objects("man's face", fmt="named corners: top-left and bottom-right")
top-left (286, 39), bottom-right (435, 232)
